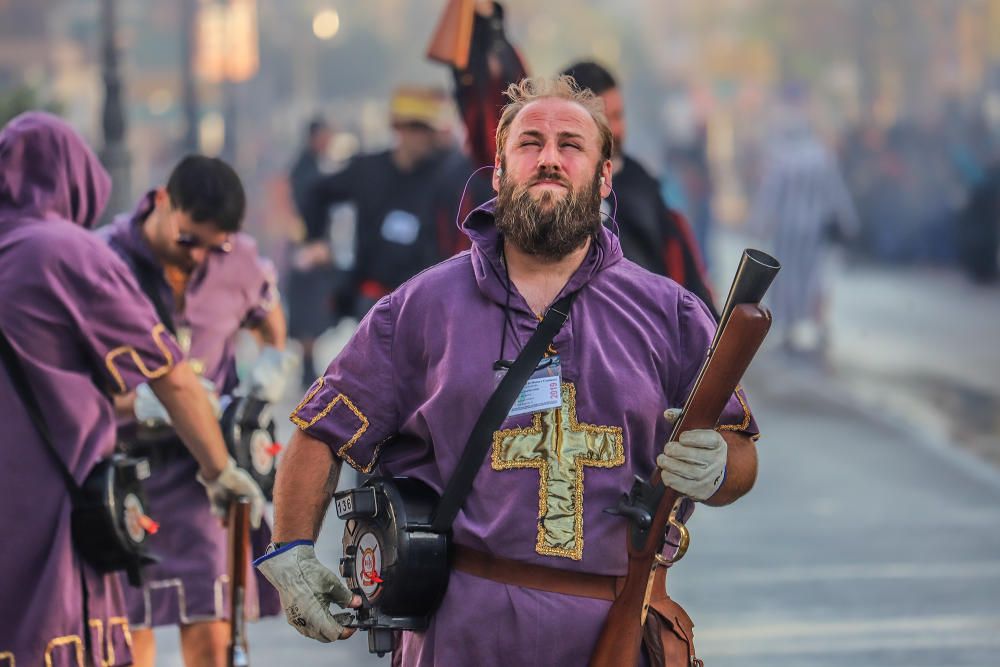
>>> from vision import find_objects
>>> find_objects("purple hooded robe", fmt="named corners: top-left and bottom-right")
top-left (290, 202), bottom-right (758, 666)
top-left (0, 112), bottom-right (184, 666)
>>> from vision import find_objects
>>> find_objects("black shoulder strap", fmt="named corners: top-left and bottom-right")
top-left (0, 326), bottom-right (81, 495)
top-left (127, 257), bottom-right (177, 335)
top-left (430, 291), bottom-right (575, 533)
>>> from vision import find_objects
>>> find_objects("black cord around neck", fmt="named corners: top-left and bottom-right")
top-left (496, 243), bottom-right (517, 366)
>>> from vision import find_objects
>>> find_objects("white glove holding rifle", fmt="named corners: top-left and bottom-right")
top-left (255, 541), bottom-right (361, 642)
top-left (656, 408), bottom-right (728, 501)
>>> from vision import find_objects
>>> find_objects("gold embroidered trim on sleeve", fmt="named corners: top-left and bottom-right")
top-left (289, 378), bottom-right (376, 472)
top-left (44, 635), bottom-right (83, 667)
top-left (0, 651), bottom-right (14, 666)
top-left (716, 385), bottom-right (752, 433)
top-left (340, 434), bottom-right (391, 474)
top-left (103, 322), bottom-right (176, 392)
top-left (289, 377), bottom-right (326, 423)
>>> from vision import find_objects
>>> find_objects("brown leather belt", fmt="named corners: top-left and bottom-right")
top-left (452, 545), bottom-right (666, 602)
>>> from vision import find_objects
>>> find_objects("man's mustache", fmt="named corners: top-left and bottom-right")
top-left (527, 172), bottom-right (571, 189)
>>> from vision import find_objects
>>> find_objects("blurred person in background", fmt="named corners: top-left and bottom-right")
top-left (303, 86), bottom-right (481, 322)
top-left (288, 117), bottom-right (339, 384)
top-left (748, 87), bottom-right (859, 358)
top-left (449, 0), bottom-right (528, 167)
top-left (0, 114), bottom-right (263, 667)
top-left (951, 110), bottom-right (1000, 283)
top-left (438, 5), bottom-right (717, 312)
top-left (561, 61), bottom-right (718, 314)
top-left (662, 118), bottom-right (715, 270)
top-left (957, 155), bottom-right (1000, 283)
top-left (98, 155), bottom-right (286, 666)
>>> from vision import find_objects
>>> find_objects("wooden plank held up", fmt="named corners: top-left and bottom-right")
top-left (227, 497), bottom-right (251, 667)
top-left (425, 0), bottom-right (476, 69)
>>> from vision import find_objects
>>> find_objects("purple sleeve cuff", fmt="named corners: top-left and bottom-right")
top-left (252, 539), bottom-right (314, 567)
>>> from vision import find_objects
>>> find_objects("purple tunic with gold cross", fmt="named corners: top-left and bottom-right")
top-left (291, 201), bottom-right (758, 667)
top-left (0, 113), bottom-right (184, 666)
top-left (98, 197), bottom-right (281, 628)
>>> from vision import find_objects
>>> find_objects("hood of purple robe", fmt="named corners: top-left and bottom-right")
top-left (0, 111), bottom-right (111, 229)
top-left (461, 196), bottom-right (624, 309)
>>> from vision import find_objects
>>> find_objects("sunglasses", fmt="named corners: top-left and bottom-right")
top-left (175, 232), bottom-right (232, 254)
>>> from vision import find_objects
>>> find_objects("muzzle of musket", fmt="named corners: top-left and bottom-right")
top-left (712, 248), bottom-right (780, 348)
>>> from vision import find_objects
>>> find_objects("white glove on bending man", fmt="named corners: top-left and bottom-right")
top-left (656, 408), bottom-right (728, 501)
top-left (255, 542), bottom-right (358, 642)
top-left (247, 346), bottom-right (297, 404)
top-left (196, 457), bottom-right (266, 528)
top-left (134, 376), bottom-right (221, 425)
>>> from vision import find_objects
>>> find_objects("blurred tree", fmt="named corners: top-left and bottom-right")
top-left (0, 84), bottom-right (62, 127)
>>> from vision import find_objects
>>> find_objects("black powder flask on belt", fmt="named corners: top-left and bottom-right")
top-left (220, 395), bottom-right (280, 500)
top-left (335, 476), bottom-right (449, 657)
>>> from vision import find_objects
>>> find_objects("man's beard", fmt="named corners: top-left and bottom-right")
top-left (494, 165), bottom-right (603, 260)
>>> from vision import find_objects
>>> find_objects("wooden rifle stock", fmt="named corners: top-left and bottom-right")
top-left (589, 249), bottom-right (779, 667)
top-left (425, 0), bottom-right (476, 69)
top-left (227, 498), bottom-right (251, 667)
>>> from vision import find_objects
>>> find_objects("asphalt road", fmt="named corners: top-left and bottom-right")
top-left (671, 356), bottom-right (1000, 666)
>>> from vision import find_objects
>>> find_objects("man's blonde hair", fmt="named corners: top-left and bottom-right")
top-left (495, 75), bottom-right (614, 164)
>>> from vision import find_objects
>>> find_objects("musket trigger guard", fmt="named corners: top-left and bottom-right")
top-left (657, 497), bottom-right (690, 566)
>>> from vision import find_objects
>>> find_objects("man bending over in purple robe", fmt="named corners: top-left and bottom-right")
top-left (0, 114), bottom-right (263, 667)
top-left (256, 77), bottom-right (760, 667)
top-left (98, 155), bottom-right (290, 666)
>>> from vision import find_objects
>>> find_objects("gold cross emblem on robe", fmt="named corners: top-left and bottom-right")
top-left (492, 382), bottom-right (624, 560)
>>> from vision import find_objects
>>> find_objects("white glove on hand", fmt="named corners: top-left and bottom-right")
top-left (255, 542), bottom-right (356, 642)
top-left (657, 409), bottom-right (728, 501)
top-left (248, 346), bottom-right (297, 404)
top-left (195, 457), bottom-right (265, 528)
top-left (136, 377), bottom-right (221, 425)
top-left (134, 382), bottom-right (171, 426)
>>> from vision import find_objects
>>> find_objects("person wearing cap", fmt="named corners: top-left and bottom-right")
top-left (0, 114), bottom-right (264, 666)
top-left (97, 155), bottom-right (288, 666)
top-left (303, 86), bottom-right (483, 320)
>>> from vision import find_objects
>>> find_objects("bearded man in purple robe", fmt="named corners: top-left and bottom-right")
top-left (0, 114), bottom-right (264, 667)
top-left (98, 155), bottom-right (289, 666)
top-left (255, 77), bottom-right (760, 667)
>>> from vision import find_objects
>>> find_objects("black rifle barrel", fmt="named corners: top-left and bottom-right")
top-left (712, 248), bottom-right (780, 350)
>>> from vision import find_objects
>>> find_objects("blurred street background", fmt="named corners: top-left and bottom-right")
top-left (3, 0), bottom-right (1000, 664)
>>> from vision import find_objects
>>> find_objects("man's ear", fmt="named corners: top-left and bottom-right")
top-left (150, 187), bottom-right (177, 237)
top-left (153, 187), bottom-right (170, 209)
top-left (599, 160), bottom-right (613, 199)
top-left (492, 155), bottom-right (502, 193)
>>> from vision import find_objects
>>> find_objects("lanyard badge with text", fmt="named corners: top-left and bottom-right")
top-left (497, 355), bottom-right (562, 416)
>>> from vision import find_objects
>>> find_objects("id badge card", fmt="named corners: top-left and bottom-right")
top-left (503, 355), bottom-right (563, 417)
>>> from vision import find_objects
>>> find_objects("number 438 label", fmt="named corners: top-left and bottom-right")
top-left (508, 356), bottom-right (562, 417)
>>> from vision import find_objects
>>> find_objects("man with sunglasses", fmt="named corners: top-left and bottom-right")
top-left (97, 155), bottom-right (287, 666)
